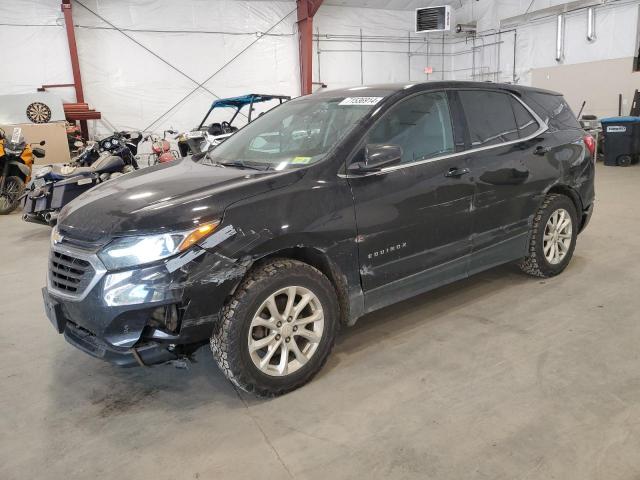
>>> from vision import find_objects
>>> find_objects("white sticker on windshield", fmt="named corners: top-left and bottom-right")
top-left (339, 97), bottom-right (383, 106)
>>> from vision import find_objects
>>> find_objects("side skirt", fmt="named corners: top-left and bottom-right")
top-left (360, 233), bottom-right (529, 318)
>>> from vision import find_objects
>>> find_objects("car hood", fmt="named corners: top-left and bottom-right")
top-left (58, 158), bottom-right (303, 243)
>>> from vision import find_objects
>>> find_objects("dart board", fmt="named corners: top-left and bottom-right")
top-left (26, 102), bottom-right (52, 123)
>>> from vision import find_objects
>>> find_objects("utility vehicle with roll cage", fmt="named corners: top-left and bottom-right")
top-left (176, 93), bottom-right (291, 157)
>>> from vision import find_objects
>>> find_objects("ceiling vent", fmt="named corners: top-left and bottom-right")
top-left (416, 6), bottom-right (451, 33)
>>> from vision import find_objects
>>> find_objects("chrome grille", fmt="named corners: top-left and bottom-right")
top-left (50, 251), bottom-right (95, 294)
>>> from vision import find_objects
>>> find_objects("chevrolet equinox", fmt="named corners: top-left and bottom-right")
top-left (43, 82), bottom-right (595, 396)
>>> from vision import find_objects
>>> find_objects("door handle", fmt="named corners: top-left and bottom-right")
top-left (534, 145), bottom-right (551, 156)
top-left (445, 167), bottom-right (470, 178)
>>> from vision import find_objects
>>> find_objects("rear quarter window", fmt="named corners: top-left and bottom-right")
top-left (510, 97), bottom-right (540, 138)
top-left (522, 92), bottom-right (581, 131)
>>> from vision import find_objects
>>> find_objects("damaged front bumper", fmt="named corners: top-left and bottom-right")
top-left (64, 316), bottom-right (178, 368)
top-left (44, 238), bottom-right (249, 367)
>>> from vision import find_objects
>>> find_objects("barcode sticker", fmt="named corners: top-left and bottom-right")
top-left (339, 97), bottom-right (384, 106)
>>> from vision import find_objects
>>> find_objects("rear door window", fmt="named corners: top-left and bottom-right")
top-left (510, 97), bottom-right (540, 138)
top-left (366, 91), bottom-right (454, 164)
top-left (458, 90), bottom-right (520, 148)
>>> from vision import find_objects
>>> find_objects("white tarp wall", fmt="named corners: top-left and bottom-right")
top-left (4, 0), bottom-right (635, 131)
top-left (313, 5), bottom-right (452, 90)
top-left (0, 0), bottom-right (453, 136)
top-left (1, 2), bottom-right (76, 103)
top-left (450, 0), bottom-right (640, 86)
top-left (1, 0), bottom-right (300, 135)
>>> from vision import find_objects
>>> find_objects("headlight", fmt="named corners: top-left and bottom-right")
top-left (98, 221), bottom-right (219, 270)
top-left (35, 166), bottom-right (52, 178)
top-left (51, 225), bottom-right (64, 246)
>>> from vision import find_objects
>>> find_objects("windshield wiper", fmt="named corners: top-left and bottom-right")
top-left (217, 160), bottom-right (269, 171)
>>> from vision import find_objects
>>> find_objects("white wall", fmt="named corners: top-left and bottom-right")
top-left (1, 0), bottom-right (301, 134)
top-left (3, 0), bottom-right (637, 134)
top-left (451, 0), bottom-right (640, 86)
top-left (313, 5), bottom-right (452, 90)
top-left (1, 1), bottom-right (75, 101)
top-left (1, 0), bottom-right (455, 137)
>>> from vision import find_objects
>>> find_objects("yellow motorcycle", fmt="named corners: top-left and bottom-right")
top-left (0, 127), bottom-right (45, 214)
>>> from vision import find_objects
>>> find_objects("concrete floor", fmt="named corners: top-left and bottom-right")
top-left (2, 163), bottom-right (640, 479)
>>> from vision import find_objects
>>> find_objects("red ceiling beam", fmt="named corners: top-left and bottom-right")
top-left (61, 0), bottom-right (89, 138)
top-left (297, 0), bottom-right (323, 95)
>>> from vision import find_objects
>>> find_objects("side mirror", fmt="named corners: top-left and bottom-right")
top-left (40, 140), bottom-right (46, 146)
top-left (348, 144), bottom-right (402, 173)
top-left (32, 147), bottom-right (46, 158)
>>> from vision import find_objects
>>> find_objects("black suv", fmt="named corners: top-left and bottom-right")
top-left (43, 82), bottom-right (595, 396)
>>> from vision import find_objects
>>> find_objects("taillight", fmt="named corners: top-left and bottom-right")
top-left (583, 134), bottom-right (596, 158)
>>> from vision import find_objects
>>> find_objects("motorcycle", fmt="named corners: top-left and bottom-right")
top-left (21, 131), bottom-right (141, 226)
top-left (0, 127), bottom-right (45, 214)
top-left (71, 131), bottom-right (141, 169)
top-left (145, 130), bottom-right (179, 165)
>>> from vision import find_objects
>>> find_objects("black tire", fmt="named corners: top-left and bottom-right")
top-left (617, 155), bottom-right (632, 167)
top-left (0, 176), bottom-right (25, 215)
top-left (519, 194), bottom-right (578, 278)
top-left (211, 258), bottom-right (339, 397)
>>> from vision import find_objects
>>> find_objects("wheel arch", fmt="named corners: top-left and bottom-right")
top-left (544, 184), bottom-right (587, 231)
top-left (251, 246), bottom-right (351, 326)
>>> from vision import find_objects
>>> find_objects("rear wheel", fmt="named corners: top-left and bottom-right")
top-left (0, 176), bottom-right (24, 214)
top-left (519, 194), bottom-right (578, 278)
top-left (618, 155), bottom-right (632, 167)
top-left (211, 259), bottom-right (339, 397)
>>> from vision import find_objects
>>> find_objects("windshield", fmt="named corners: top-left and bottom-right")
top-left (201, 95), bottom-right (382, 169)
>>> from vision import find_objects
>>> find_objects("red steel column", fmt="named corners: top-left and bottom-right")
top-left (61, 0), bottom-right (88, 138)
top-left (297, 0), bottom-right (323, 95)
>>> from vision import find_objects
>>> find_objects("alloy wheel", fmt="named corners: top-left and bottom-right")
top-left (543, 208), bottom-right (572, 265)
top-left (248, 286), bottom-right (324, 377)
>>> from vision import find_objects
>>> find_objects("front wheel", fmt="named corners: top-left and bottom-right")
top-left (519, 194), bottom-right (578, 278)
top-left (211, 259), bottom-right (339, 397)
top-left (0, 176), bottom-right (25, 214)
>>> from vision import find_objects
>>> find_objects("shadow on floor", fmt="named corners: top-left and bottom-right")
top-left (46, 260), bottom-right (568, 414)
